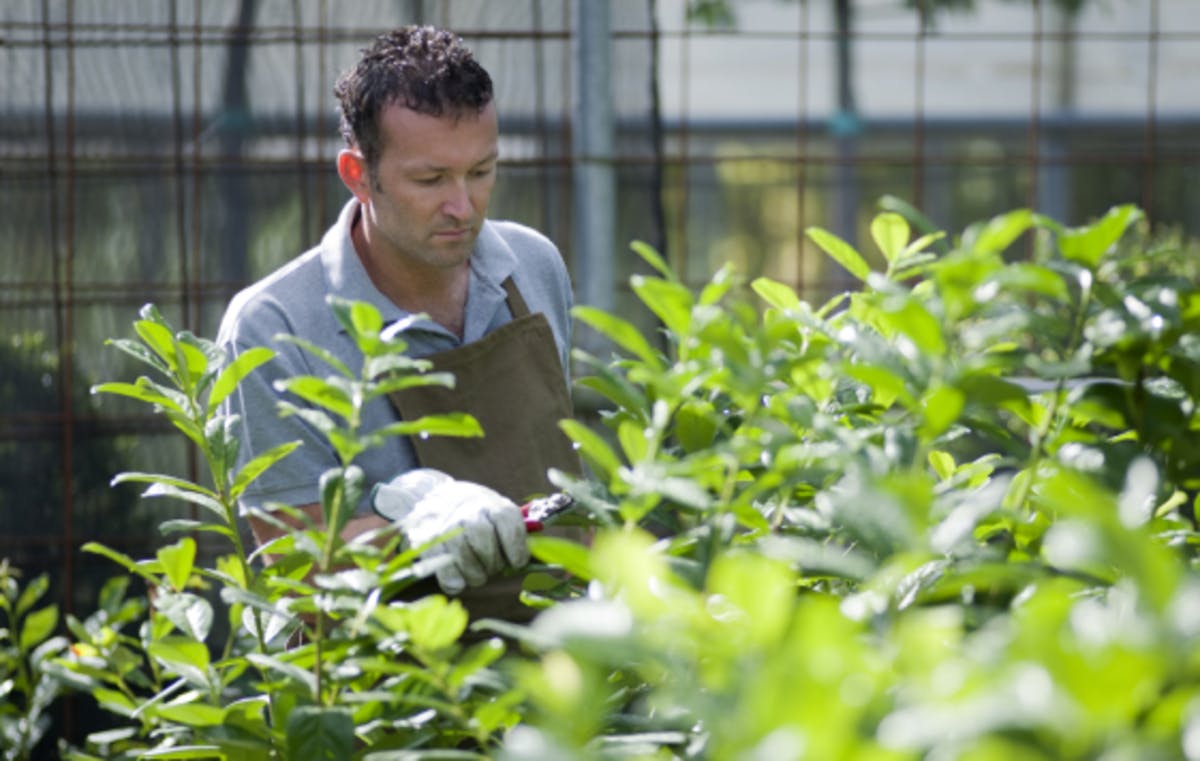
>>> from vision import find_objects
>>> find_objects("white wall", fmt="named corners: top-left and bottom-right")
top-left (655, 0), bottom-right (1200, 121)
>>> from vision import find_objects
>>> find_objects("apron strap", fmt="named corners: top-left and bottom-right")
top-left (501, 276), bottom-right (531, 318)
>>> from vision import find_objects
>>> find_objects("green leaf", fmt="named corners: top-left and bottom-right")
top-left (990, 263), bottom-right (1070, 302)
top-left (929, 450), bottom-right (956, 480)
top-left (968, 208), bottom-right (1034, 256)
top-left (807, 226), bottom-right (871, 283)
top-left (209, 346), bottom-right (274, 410)
top-left (15, 573), bottom-right (49, 617)
top-left (574, 367), bottom-right (648, 415)
top-left (326, 298), bottom-right (388, 357)
top-left (274, 334), bottom-right (353, 378)
top-left (275, 376), bottom-right (354, 422)
top-left (163, 408), bottom-right (207, 449)
top-left (878, 194), bottom-right (947, 249)
top-left (319, 466), bottom-right (364, 537)
top-left (751, 277), bottom-right (802, 311)
top-left (573, 305), bottom-right (664, 369)
top-left (346, 299), bottom-right (384, 336)
top-left (631, 239), bottom-right (675, 280)
top-left (286, 707), bottom-right (355, 761)
top-left (886, 299), bottom-right (946, 356)
top-left (920, 384), bottom-right (965, 438)
top-left (147, 638), bottom-right (211, 688)
top-left (175, 338), bottom-right (211, 387)
top-left (231, 440), bottom-right (302, 499)
top-left (91, 380), bottom-right (186, 415)
top-left (139, 746), bottom-right (226, 759)
top-left (632, 275), bottom-right (694, 337)
top-left (367, 371), bottom-right (456, 399)
top-left (708, 553), bottom-right (795, 647)
top-left (153, 702), bottom-right (226, 728)
top-left (957, 374), bottom-right (1030, 410)
top-left (113, 471), bottom-right (214, 497)
top-left (675, 398), bottom-right (719, 453)
top-left (19, 605), bottom-right (58, 651)
top-left (528, 535), bottom-right (594, 581)
top-left (239, 605), bottom-right (291, 645)
top-left (560, 419), bottom-right (623, 483)
top-left (901, 231), bottom-right (947, 260)
top-left (157, 538), bottom-right (197, 592)
top-left (155, 592), bottom-right (214, 641)
top-left (447, 638), bottom-right (505, 690)
top-left (141, 482), bottom-right (227, 519)
top-left (845, 364), bottom-right (917, 410)
top-left (134, 319), bottom-right (180, 373)
top-left (362, 352), bottom-right (430, 382)
top-left (82, 542), bottom-right (159, 583)
top-left (245, 653), bottom-right (318, 694)
top-left (91, 688), bottom-right (137, 717)
top-left (76, 727), bottom-right (136, 751)
top-left (159, 520), bottom-right (234, 539)
top-left (871, 211), bottom-right (910, 264)
top-left (617, 418), bottom-right (650, 464)
top-left (276, 402), bottom-right (338, 437)
top-left (699, 264), bottom-right (737, 306)
top-left (104, 336), bottom-right (170, 375)
top-left (1060, 204), bottom-right (1143, 269)
top-left (398, 595), bottom-right (469, 652)
top-left (206, 418), bottom-right (237, 477)
top-left (373, 413), bottom-right (484, 441)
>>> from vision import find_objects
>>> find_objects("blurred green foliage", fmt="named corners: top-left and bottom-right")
top-left (5, 200), bottom-right (1200, 759)
top-left (0, 561), bottom-right (67, 761)
top-left (511, 202), bottom-right (1200, 759)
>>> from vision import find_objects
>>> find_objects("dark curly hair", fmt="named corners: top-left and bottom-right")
top-left (334, 25), bottom-right (493, 174)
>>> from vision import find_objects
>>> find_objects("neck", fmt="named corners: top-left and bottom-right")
top-left (351, 210), bottom-right (470, 338)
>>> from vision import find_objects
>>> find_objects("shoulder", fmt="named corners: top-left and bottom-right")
top-left (488, 220), bottom-right (564, 268)
top-left (217, 247), bottom-right (326, 348)
top-left (483, 220), bottom-right (571, 292)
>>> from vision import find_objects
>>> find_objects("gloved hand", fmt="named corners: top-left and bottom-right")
top-left (371, 468), bottom-right (531, 595)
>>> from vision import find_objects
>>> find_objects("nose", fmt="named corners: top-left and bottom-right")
top-left (441, 179), bottom-right (472, 220)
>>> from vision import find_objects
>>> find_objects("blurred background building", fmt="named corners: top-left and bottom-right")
top-left (1, 0), bottom-right (1197, 739)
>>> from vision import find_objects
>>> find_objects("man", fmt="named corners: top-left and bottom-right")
top-left (217, 26), bottom-right (581, 621)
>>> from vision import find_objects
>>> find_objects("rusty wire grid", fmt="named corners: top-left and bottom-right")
top-left (1, 3), bottom-right (1198, 744)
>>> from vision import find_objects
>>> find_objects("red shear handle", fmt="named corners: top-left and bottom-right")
top-left (521, 505), bottom-right (544, 533)
top-left (521, 493), bottom-right (574, 532)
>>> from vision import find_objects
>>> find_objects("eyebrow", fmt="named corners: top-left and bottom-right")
top-left (406, 150), bottom-right (499, 174)
top-left (472, 150), bottom-right (500, 167)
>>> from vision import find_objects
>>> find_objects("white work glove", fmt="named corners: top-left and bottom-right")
top-left (371, 468), bottom-right (531, 595)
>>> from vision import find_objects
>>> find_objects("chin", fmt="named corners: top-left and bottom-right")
top-left (436, 237), bottom-right (478, 261)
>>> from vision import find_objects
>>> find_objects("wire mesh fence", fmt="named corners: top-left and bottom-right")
top-left (1, 0), bottom-right (1198, 745)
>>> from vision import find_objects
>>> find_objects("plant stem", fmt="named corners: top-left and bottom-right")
top-left (1008, 266), bottom-right (1094, 517)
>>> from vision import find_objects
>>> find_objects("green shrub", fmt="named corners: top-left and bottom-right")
top-left (15, 201), bottom-right (1200, 759)
top-left (508, 203), bottom-right (1200, 759)
top-left (0, 561), bottom-right (67, 761)
top-left (47, 300), bottom-right (517, 759)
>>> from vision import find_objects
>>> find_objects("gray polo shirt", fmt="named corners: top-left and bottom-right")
top-left (216, 199), bottom-right (574, 512)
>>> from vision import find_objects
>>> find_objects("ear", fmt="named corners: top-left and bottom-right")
top-left (337, 149), bottom-right (371, 202)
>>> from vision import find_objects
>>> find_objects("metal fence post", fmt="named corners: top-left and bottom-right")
top-left (572, 0), bottom-right (616, 314)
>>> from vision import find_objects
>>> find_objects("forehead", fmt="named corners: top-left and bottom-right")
top-left (376, 101), bottom-right (498, 165)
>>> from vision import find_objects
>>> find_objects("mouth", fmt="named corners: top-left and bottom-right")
top-left (432, 227), bottom-right (472, 241)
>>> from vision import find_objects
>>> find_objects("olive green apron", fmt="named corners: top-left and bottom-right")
top-left (387, 276), bottom-right (582, 623)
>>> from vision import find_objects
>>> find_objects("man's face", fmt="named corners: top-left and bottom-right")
top-left (359, 101), bottom-right (499, 272)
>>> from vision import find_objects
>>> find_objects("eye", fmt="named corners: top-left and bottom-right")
top-left (414, 175), bottom-right (441, 186)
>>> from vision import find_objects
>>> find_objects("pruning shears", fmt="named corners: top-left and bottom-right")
top-left (521, 493), bottom-right (575, 532)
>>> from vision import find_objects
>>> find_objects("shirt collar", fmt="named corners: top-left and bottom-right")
top-left (320, 199), bottom-right (517, 340)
